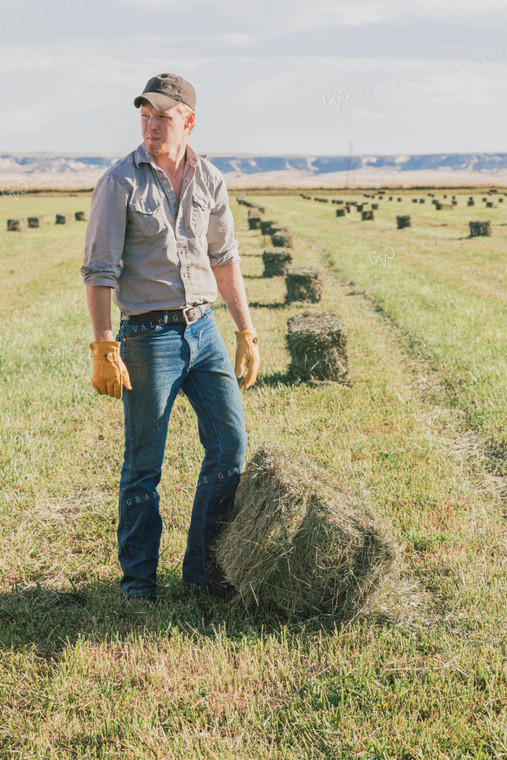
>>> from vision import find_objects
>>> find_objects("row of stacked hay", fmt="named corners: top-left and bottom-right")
top-left (302, 191), bottom-right (507, 206)
top-left (327, 198), bottom-right (493, 236)
top-left (212, 199), bottom-right (408, 623)
top-left (6, 211), bottom-right (87, 231)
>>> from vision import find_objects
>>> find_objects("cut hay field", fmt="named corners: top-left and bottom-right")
top-left (0, 189), bottom-right (505, 759)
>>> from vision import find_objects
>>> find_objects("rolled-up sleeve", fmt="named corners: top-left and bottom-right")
top-left (206, 175), bottom-right (241, 268)
top-left (80, 172), bottom-right (128, 287)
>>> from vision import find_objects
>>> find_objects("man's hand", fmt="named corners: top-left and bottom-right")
top-left (234, 329), bottom-right (260, 390)
top-left (89, 340), bottom-right (132, 399)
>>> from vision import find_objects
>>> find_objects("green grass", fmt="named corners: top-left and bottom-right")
top-left (0, 189), bottom-right (505, 759)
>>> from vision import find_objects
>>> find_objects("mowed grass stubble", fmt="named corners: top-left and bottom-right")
top-left (0, 188), bottom-right (505, 760)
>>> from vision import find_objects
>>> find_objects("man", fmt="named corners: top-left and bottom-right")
top-left (80, 73), bottom-right (260, 603)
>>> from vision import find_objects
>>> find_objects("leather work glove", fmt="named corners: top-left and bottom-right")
top-left (89, 341), bottom-right (132, 399)
top-left (234, 328), bottom-right (260, 390)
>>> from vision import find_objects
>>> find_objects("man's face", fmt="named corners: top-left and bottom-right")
top-left (140, 102), bottom-right (193, 158)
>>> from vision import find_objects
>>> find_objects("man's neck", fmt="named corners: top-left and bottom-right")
top-left (151, 142), bottom-right (187, 177)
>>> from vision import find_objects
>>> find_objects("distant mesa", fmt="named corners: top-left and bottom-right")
top-left (1, 152), bottom-right (507, 188)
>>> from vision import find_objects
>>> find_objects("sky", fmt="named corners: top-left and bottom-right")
top-left (1, 0), bottom-right (506, 157)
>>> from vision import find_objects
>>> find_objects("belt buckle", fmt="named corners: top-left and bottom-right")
top-left (181, 305), bottom-right (194, 325)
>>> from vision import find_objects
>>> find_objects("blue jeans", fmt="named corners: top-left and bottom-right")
top-left (115, 306), bottom-right (247, 600)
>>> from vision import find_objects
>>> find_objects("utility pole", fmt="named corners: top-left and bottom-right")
top-left (345, 141), bottom-right (353, 189)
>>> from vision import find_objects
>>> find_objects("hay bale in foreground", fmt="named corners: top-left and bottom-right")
top-left (285, 266), bottom-right (323, 303)
top-left (75, 211), bottom-right (87, 221)
top-left (361, 210), bottom-right (374, 221)
top-left (212, 446), bottom-right (398, 620)
top-left (286, 310), bottom-right (350, 383)
top-left (262, 248), bottom-right (293, 277)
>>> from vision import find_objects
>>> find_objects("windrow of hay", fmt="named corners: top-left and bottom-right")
top-left (212, 446), bottom-right (404, 623)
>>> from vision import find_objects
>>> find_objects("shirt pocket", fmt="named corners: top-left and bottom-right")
top-left (189, 191), bottom-right (211, 238)
top-left (130, 200), bottom-right (167, 239)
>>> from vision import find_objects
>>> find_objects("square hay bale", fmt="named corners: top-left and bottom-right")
top-left (469, 220), bottom-right (491, 237)
top-left (285, 266), bottom-right (323, 304)
top-left (212, 446), bottom-right (398, 621)
top-left (361, 210), bottom-right (374, 220)
top-left (269, 225), bottom-right (290, 236)
top-left (248, 207), bottom-right (263, 230)
top-left (27, 216), bottom-right (44, 228)
top-left (7, 218), bottom-right (27, 231)
top-left (371, 203), bottom-right (379, 210)
top-left (336, 208), bottom-right (346, 217)
top-left (260, 219), bottom-right (277, 235)
top-left (55, 213), bottom-right (73, 224)
top-left (262, 248), bottom-right (293, 277)
top-left (286, 310), bottom-right (350, 383)
top-left (467, 200), bottom-right (475, 206)
top-left (272, 232), bottom-right (295, 248)
top-left (485, 201), bottom-right (495, 208)
top-left (396, 215), bottom-right (411, 229)
top-left (75, 211), bottom-right (87, 221)
top-left (419, 198), bottom-right (425, 203)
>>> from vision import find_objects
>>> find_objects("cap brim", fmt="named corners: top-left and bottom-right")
top-left (134, 92), bottom-right (182, 111)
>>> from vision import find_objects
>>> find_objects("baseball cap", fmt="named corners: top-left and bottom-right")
top-left (134, 73), bottom-right (196, 111)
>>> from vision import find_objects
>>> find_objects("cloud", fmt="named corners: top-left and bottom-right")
top-left (119, 0), bottom-right (507, 30)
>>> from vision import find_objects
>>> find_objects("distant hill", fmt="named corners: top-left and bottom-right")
top-left (2, 151), bottom-right (507, 189)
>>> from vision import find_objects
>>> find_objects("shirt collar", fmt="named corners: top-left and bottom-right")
top-left (134, 141), bottom-right (207, 168)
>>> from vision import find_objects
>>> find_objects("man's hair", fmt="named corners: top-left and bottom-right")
top-left (139, 97), bottom-right (195, 134)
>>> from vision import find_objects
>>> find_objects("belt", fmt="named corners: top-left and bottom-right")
top-left (122, 303), bottom-right (209, 325)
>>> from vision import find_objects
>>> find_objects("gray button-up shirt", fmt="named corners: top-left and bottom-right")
top-left (80, 141), bottom-right (240, 315)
